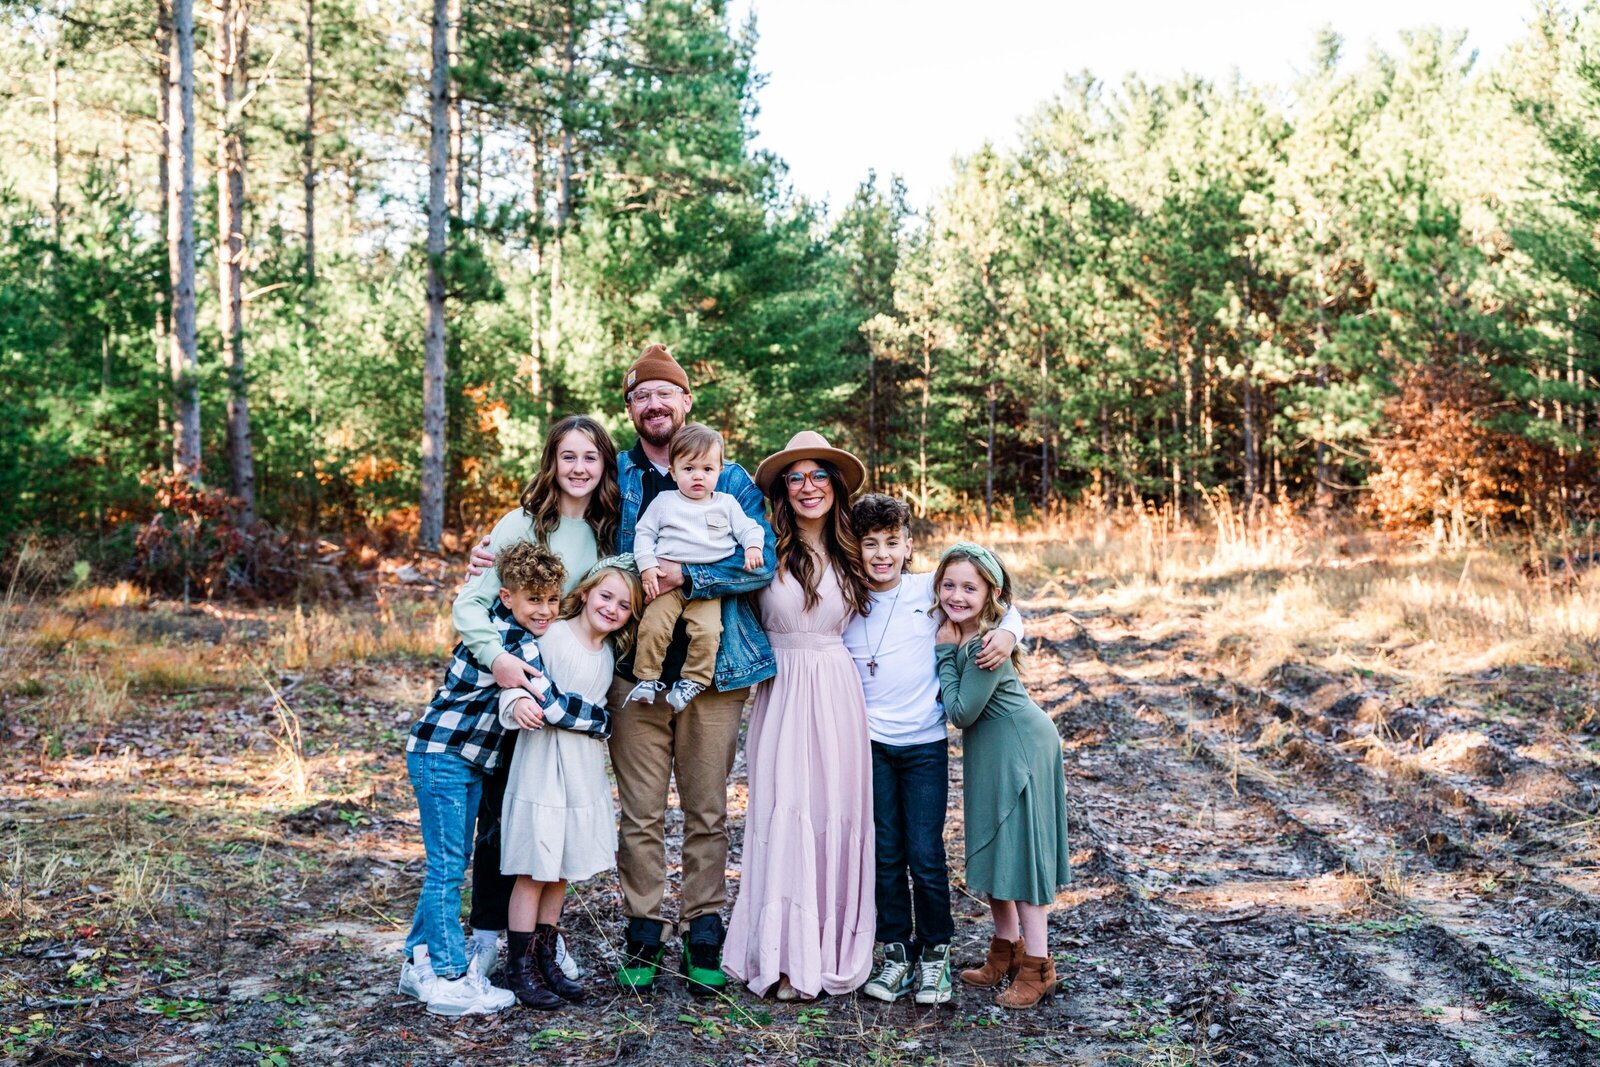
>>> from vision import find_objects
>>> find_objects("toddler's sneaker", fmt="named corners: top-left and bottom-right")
top-left (425, 954), bottom-right (515, 1016)
top-left (861, 942), bottom-right (915, 1002)
top-left (627, 679), bottom-right (667, 704)
top-left (397, 946), bottom-right (435, 1002)
top-left (914, 943), bottom-right (953, 1005)
top-left (665, 679), bottom-right (706, 713)
top-left (555, 932), bottom-right (581, 981)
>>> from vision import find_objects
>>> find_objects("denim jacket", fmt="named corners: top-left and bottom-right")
top-left (617, 445), bottom-right (777, 692)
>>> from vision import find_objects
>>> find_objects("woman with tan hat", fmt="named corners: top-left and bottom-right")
top-left (722, 431), bottom-right (877, 1001)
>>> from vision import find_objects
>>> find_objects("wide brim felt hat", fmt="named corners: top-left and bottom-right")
top-left (754, 430), bottom-right (867, 495)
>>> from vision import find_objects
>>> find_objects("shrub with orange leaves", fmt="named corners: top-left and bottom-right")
top-left (1365, 366), bottom-right (1575, 541)
top-left (131, 472), bottom-right (362, 601)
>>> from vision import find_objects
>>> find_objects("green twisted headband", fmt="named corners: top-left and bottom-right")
top-left (940, 542), bottom-right (1005, 590)
top-left (584, 552), bottom-right (639, 581)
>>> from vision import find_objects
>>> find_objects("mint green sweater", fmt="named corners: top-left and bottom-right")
top-left (452, 508), bottom-right (599, 669)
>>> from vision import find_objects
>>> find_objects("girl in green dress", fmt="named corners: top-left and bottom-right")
top-left (932, 543), bottom-right (1070, 1010)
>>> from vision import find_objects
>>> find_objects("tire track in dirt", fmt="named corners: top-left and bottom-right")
top-left (1028, 617), bottom-right (1559, 1065)
top-left (1030, 605), bottom-right (1596, 1065)
top-left (1196, 671), bottom-right (1600, 913)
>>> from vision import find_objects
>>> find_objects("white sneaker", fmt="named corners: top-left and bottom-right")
top-left (555, 933), bottom-right (581, 981)
top-left (398, 946), bottom-right (435, 1001)
top-left (465, 952), bottom-right (516, 1012)
top-left (424, 954), bottom-right (514, 1016)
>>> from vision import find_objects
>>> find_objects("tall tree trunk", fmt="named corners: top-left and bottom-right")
top-left (918, 333), bottom-right (931, 518)
top-left (155, 0), bottom-right (171, 469)
top-left (49, 62), bottom-right (63, 247)
top-left (984, 380), bottom-right (996, 526)
top-left (1169, 345), bottom-right (1182, 521)
top-left (1313, 265), bottom-right (1333, 511)
top-left (214, 0), bottom-right (255, 520)
top-left (527, 134), bottom-right (545, 430)
top-left (167, 0), bottom-right (201, 481)
top-left (302, 0), bottom-right (315, 292)
top-left (1242, 372), bottom-right (1259, 502)
top-left (447, 0), bottom-right (463, 217)
top-left (419, 0), bottom-right (451, 552)
top-left (1037, 346), bottom-right (1049, 512)
top-left (544, 3), bottom-right (576, 391)
top-left (866, 346), bottom-right (878, 491)
top-left (556, 3), bottom-right (575, 228)
top-left (301, 0), bottom-right (320, 530)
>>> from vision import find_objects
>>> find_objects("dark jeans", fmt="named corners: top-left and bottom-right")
top-left (871, 739), bottom-right (954, 956)
top-left (468, 730), bottom-right (518, 931)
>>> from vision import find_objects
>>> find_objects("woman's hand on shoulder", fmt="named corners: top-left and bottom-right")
top-left (466, 535), bottom-right (495, 580)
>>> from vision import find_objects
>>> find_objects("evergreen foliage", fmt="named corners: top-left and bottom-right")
top-left (3, 1), bottom-right (1600, 558)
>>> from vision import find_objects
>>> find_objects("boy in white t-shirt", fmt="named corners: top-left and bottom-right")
top-left (843, 494), bottom-right (1023, 1006)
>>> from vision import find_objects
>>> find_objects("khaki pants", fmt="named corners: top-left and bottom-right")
top-left (632, 588), bottom-right (723, 687)
top-left (608, 673), bottom-right (746, 933)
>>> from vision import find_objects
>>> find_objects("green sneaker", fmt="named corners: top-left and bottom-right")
top-left (862, 942), bottom-right (915, 1002)
top-left (913, 943), bottom-right (953, 1005)
top-left (683, 914), bottom-right (728, 996)
top-left (616, 934), bottom-right (664, 993)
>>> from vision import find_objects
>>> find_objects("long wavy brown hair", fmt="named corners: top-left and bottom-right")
top-left (765, 459), bottom-right (871, 617)
top-left (520, 415), bottom-right (620, 554)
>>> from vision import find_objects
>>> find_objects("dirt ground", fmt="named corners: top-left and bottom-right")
top-left (3, 562), bottom-right (1599, 1066)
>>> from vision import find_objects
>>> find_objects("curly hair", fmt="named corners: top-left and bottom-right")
top-left (765, 459), bottom-right (871, 617)
top-left (560, 565), bottom-right (645, 657)
top-left (519, 415), bottom-right (621, 555)
top-left (497, 540), bottom-right (566, 596)
top-left (851, 494), bottom-right (913, 573)
top-left (930, 546), bottom-right (1022, 669)
top-left (851, 493), bottom-right (911, 537)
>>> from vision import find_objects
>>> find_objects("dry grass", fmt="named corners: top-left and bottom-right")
top-left (271, 596), bottom-right (453, 670)
top-left (936, 507), bottom-right (1600, 695)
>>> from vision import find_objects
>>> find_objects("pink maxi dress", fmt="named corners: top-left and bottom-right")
top-left (724, 565), bottom-right (875, 998)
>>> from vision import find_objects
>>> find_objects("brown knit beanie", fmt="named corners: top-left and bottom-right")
top-left (623, 343), bottom-right (691, 399)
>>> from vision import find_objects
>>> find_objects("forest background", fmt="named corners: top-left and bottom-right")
top-left (5, 0), bottom-right (1600, 581)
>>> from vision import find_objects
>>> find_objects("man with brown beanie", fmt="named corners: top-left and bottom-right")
top-left (470, 343), bottom-right (776, 996)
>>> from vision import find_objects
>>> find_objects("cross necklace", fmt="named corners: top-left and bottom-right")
top-left (866, 582), bottom-right (902, 677)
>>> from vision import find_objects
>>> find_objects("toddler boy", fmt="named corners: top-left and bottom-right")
top-left (627, 423), bottom-right (764, 712)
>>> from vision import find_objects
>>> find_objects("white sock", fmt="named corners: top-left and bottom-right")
top-left (470, 928), bottom-right (502, 956)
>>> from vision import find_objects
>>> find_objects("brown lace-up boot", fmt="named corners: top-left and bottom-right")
top-left (995, 953), bottom-right (1056, 1009)
top-left (959, 936), bottom-right (1023, 988)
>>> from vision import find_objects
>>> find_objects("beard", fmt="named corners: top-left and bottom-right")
top-left (634, 407), bottom-right (682, 449)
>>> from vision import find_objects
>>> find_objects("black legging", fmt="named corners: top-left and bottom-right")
top-left (469, 730), bottom-right (518, 931)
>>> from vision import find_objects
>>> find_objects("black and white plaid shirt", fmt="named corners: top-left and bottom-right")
top-left (408, 599), bottom-right (611, 769)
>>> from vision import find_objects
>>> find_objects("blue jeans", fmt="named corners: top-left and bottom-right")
top-left (871, 739), bottom-right (954, 956)
top-left (405, 750), bottom-right (485, 979)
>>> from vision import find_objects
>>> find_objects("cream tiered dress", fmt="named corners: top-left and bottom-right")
top-left (498, 619), bottom-right (617, 882)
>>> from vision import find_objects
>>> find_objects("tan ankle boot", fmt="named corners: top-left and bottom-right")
top-left (995, 953), bottom-right (1056, 1009)
top-left (959, 936), bottom-right (1023, 988)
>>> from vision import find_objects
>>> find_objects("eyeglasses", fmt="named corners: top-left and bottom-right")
top-left (629, 386), bottom-right (685, 406)
top-left (784, 470), bottom-right (832, 489)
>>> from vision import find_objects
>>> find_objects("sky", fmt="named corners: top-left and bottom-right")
top-left (729, 0), bottom-right (1537, 213)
